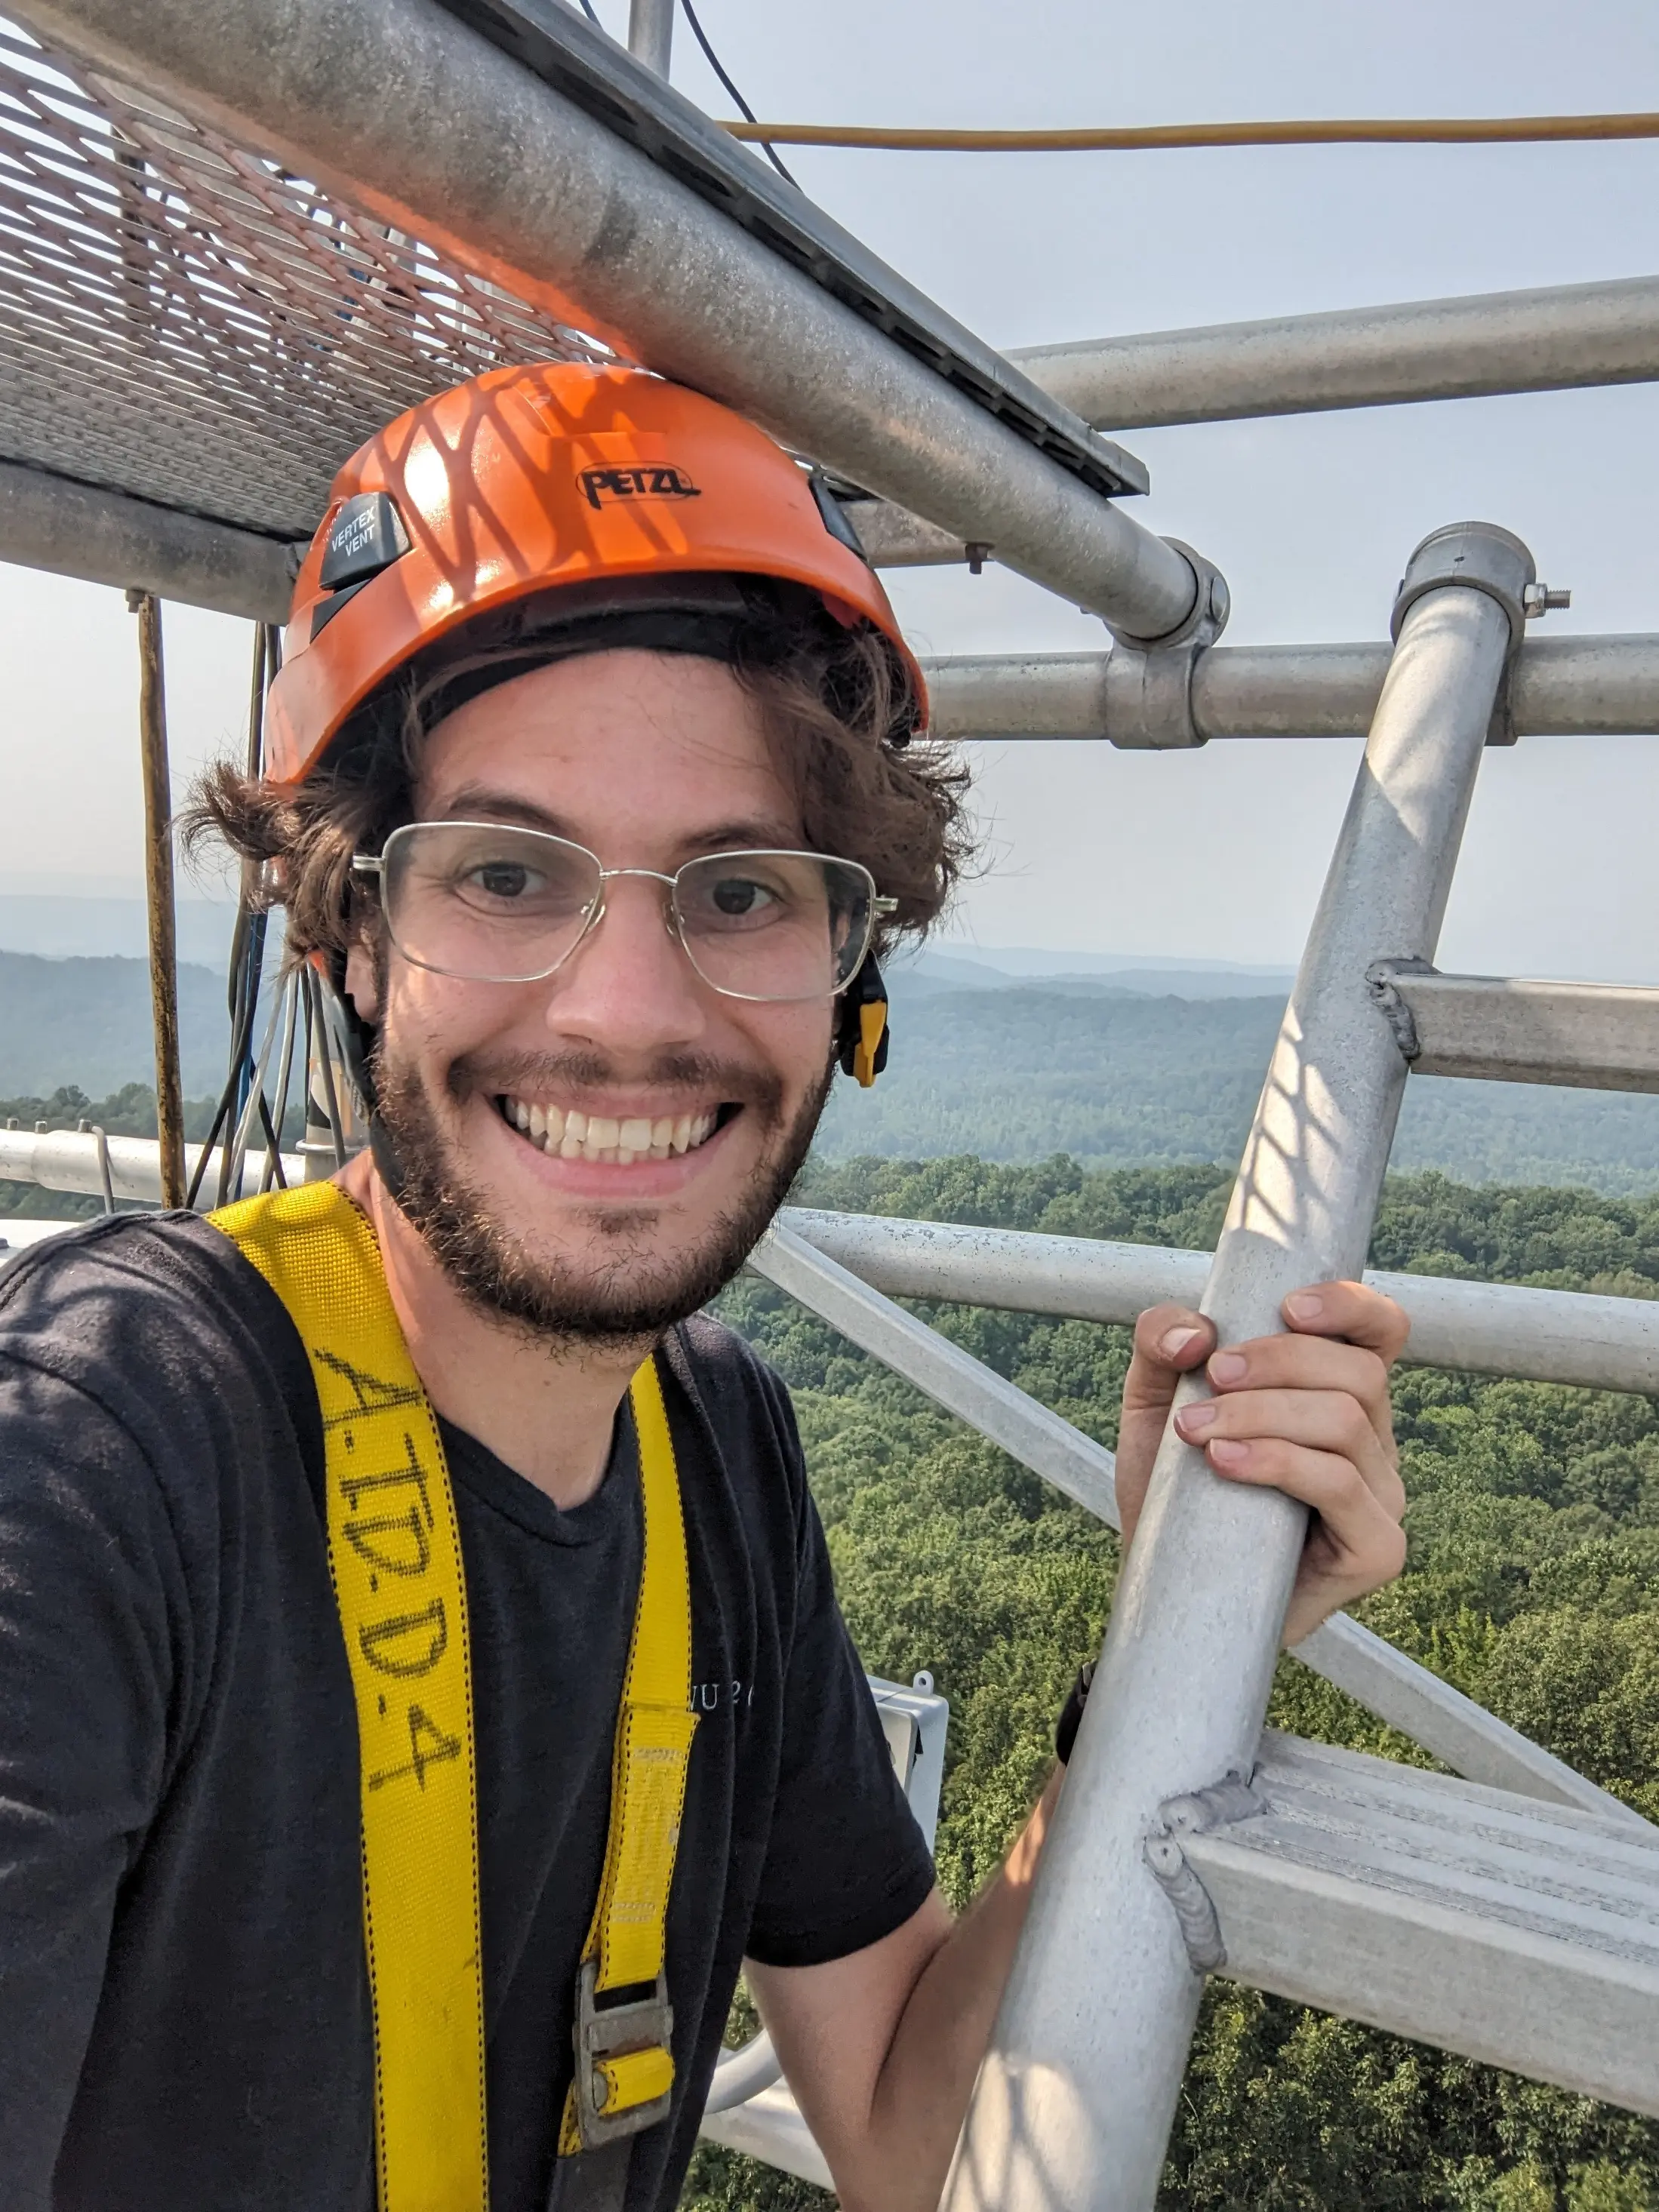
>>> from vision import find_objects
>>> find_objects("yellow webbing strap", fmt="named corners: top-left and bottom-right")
top-left (213, 1181), bottom-right (488, 2212)
top-left (211, 1182), bottom-right (697, 2204)
top-left (558, 1352), bottom-right (699, 2155)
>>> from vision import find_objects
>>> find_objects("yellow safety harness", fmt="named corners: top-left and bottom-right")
top-left (212, 1181), bottom-right (697, 2210)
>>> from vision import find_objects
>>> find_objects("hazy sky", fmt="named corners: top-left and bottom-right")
top-left (5, 0), bottom-right (1659, 974)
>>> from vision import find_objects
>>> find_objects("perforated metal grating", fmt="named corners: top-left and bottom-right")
top-left (0, 10), bottom-right (610, 545)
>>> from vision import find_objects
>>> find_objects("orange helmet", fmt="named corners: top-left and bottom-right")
top-left (265, 361), bottom-right (927, 786)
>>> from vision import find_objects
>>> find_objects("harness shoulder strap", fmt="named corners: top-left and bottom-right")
top-left (213, 1183), bottom-right (697, 2212)
top-left (215, 1181), bottom-right (490, 2212)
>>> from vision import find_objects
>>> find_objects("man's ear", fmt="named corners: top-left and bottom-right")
top-left (343, 935), bottom-right (380, 1024)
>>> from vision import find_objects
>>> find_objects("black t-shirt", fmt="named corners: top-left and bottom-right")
top-left (0, 1213), bottom-right (934, 2211)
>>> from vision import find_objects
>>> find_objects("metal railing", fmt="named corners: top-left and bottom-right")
top-left (1011, 274), bottom-right (1659, 432)
top-left (924, 632), bottom-right (1659, 746)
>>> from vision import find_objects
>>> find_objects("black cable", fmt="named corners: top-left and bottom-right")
top-left (306, 968), bottom-right (349, 1171)
top-left (676, 0), bottom-right (796, 183)
top-left (257, 1088), bottom-right (288, 1189)
top-left (186, 1057), bottom-right (239, 1209)
top-left (574, 0), bottom-right (602, 20)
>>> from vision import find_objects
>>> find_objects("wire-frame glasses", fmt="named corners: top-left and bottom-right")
top-left (351, 820), bottom-right (888, 1002)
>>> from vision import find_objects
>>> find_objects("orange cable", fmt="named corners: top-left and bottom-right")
top-left (719, 111), bottom-right (1659, 153)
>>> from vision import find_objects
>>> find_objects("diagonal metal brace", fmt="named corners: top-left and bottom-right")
top-left (1143, 1770), bottom-right (1267, 1976)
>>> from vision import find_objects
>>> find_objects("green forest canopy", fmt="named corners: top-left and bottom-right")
top-left (687, 1154), bottom-right (1659, 2212)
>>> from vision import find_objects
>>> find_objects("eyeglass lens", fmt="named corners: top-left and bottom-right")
top-left (377, 822), bottom-right (875, 1001)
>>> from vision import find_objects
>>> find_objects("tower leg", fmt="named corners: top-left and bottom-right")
top-left (942, 524), bottom-right (1536, 2212)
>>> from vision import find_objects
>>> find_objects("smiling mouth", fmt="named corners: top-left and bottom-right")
top-left (496, 1094), bottom-right (731, 1166)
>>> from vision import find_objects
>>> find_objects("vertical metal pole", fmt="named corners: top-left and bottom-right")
top-left (128, 589), bottom-right (186, 1210)
top-left (941, 523), bottom-right (1536, 2212)
top-left (627, 0), bottom-right (674, 75)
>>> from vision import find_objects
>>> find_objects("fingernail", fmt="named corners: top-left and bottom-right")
top-left (1175, 1401), bottom-right (1216, 1437)
top-left (1209, 1438), bottom-right (1249, 1469)
top-left (1209, 1351), bottom-right (1247, 1385)
top-left (1160, 1325), bottom-right (1205, 1361)
top-left (1287, 1292), bottom-right (1325, 1321)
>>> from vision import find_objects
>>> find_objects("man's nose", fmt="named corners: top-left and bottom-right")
top-left (541, 875), bottom-right (711, 1055)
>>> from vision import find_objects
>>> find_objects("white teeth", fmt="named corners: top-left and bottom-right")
top-left (504, 1095), bottom-right (726, 1164)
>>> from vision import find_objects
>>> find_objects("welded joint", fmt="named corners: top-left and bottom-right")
top-left (1365, 956), bottom-right (1437, 1063)
top-left (1103, 538), bottom-right (1231, 749)
top-left (1142, 1769), bottom-right (1266, 1977)
top-left (1391, 521), bottom-right (1538, 746)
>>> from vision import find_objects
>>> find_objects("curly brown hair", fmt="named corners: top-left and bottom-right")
top-left (186, 596), bottom-right (971, 969)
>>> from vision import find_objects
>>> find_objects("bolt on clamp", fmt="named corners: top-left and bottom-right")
top-left (1392, 521), bottom-right (1538, 746)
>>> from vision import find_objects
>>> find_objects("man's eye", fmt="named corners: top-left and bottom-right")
top-left (710, 877), bottom-right (775, 917)
top-left (469, 863), bottom-right (534, 899)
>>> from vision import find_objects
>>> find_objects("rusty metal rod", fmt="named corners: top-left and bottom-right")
top-left (129, 590), bottom-right (186, 1208)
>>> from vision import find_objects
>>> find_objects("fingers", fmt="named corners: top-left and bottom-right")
top-left (1156, 1279), bottom-right (1410, 1641)
top-left (1220, 1436), bottom-right (1408, 1646)
top-left (1174, 1386), bottom-right (1404, 1521)
top-left (1197, 1328), bottom-right (1396, 1457)
top-left (1280, 1278), bottom-right (1410, 1365)
top-left (1113, 1306), bottom-right (1218, 1552)
top-left (1123, 1303), bottom-right (1217, 1415)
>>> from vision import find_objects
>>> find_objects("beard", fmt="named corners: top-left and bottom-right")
top-left (370, 1039), bottom-right (830, 1346)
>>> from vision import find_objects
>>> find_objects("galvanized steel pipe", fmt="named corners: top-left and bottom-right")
top-left (924, 632), bottom-right (1659, 742)
top-left (0, 1126), bottom-right (298, 1206)
top-left (945, 526), bottom-right (1528, 2212)
top-left (1011, 273), bottom-right (1659, 431)
top-left (626, 0), bottom-right (673, 76)
top-left (20, 0), bottom-right (1201, 641)
top-left (780, 1208), bottom-right (1659, 1397)
top-left (0, 460), bottom-right (294, 622)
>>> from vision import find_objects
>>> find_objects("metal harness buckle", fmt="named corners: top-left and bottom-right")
top-left (571, 1961), bottom-right (676, 2148)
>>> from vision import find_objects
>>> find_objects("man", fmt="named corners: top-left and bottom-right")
top-left (0, 363), bottom-right (1408, 2212)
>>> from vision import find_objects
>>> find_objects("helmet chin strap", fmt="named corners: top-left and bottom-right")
top-left (366, 1111), bottom-right (408, 1206)
top-left (313, 961), bottom-right (408, 1204)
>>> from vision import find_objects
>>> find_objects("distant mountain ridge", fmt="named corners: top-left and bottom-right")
top-left (896, 949), bottom-right (1299, 1000)
top-left (0, 894), bottom-right (240, 968)
top-left (0, 951), bottom-right (229, 1095)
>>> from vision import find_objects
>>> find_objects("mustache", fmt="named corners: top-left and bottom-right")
top-left (443, 1046), bottom-right (786, 1118)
